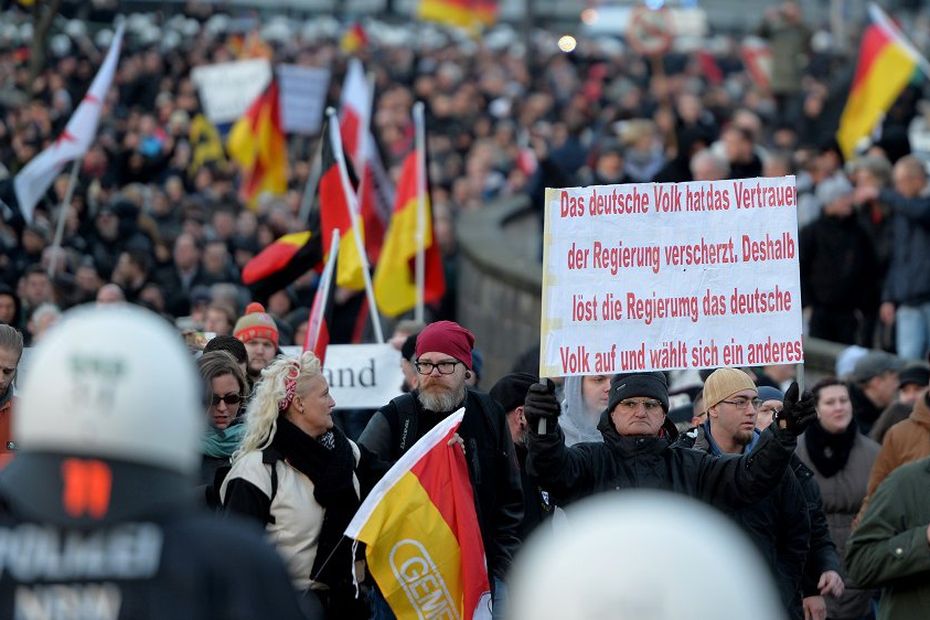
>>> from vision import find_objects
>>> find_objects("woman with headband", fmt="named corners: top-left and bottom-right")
top-left (221, 351), bottom-right (367, 619)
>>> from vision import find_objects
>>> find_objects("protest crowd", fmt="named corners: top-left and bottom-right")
top-left (1, 0), bottom-right (930, 619)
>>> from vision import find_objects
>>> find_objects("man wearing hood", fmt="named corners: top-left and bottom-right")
top-left (524, 371), bottom-right (815, 511)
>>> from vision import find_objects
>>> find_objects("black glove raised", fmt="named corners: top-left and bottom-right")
top-left (524, 380), bottom-right (560, 433)
top-left (775, 381), bottom-right (816, 436)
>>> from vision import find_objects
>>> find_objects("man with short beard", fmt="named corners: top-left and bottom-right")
top-left (693, 368), bottom-right (812, 620)
top-left (359, 321), bottom-right (523, 614)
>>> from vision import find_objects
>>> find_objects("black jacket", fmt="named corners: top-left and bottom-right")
top-left (792, 456), bottom-right (842, 596)
top-left (689, 425), bottom-right (810, 620)
top-left (358, 390), bottom-right (524, 580)
top-left (799, 213), bottom-right (879, 310)
top-left (526, 410), bottom-right (798, 510)
top-left (0, 453), bottom-right (309, 620)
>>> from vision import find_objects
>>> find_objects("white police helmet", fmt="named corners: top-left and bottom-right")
top-left (16, 305), bottom-right (203, 475)
top-left (506, 491), bottom-right (784, 620)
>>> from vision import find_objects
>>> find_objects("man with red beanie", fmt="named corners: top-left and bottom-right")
top-left (234, 302), bottom-right (279, 380)
top-left (359, 320), bottom-right (523, 618)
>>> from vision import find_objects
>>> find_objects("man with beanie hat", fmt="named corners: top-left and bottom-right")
top-left (234, 302), bottom-right (279, 379)
top-left (359, 320), bottom-right (523, 616)
top-left (691, 369), bottom-right (812, 620)
top-left (524, 370), bottom-right (817, 522)
top-left (490, 373), bottom-right (554, 540)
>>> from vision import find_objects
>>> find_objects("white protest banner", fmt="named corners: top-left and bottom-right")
top-left (540, 176), bottom-right (802, 377)
top-left (279, 344), bottom-right (403, 408)
top-left (278, 64), bottom-right (331, 135)
top-left (191, 59), bottom-right (272, 125)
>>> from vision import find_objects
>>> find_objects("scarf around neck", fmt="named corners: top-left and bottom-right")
top-left (804, 417), bottom-right (858, 478)
top-left (201, 419), bottom-right (246, 458)
top-left (271, 416), bottom-right (359, 589)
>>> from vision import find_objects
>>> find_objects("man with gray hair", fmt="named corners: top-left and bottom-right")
top-left (690, 149), bottom-right (730, 181)
top-left (0, 324), bottom-right (23, 460)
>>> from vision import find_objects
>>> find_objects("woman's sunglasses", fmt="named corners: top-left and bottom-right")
top-left (207, 393), bottom-right (242, 407)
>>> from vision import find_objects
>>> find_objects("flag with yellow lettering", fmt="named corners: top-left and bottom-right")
top-left (345, 409), bottom-right (492, 620)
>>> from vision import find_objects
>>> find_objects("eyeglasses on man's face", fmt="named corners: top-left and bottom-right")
top-left (720, 397), bottom-right (761, 410)
top-left (414, 359), bottom-right (462, 376)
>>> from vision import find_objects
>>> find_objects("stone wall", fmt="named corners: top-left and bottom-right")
top-left (457, 196), bottom-right (542, 387)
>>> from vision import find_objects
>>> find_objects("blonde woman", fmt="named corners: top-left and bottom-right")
top-left (221, 352), bottom-right (366, 619)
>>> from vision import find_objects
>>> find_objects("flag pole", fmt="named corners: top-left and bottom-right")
top-left (326, 108), bottom-right (385, 344)
top-left (413, 101), bottom-right (427, 324)
top-left (48, 157), bottom-right (82, 278)
top-left (298, 136), bottom-right (324, 224)
top-left (307, 228), bottom-right (340, 353)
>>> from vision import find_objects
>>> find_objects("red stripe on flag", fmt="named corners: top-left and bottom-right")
top-left (850, 25), bottom-right (894, 92)
top-left (410, 428), bottom-right (491, 616)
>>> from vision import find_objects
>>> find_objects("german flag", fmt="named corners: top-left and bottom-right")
top-left (417, 0), bottom-right (498, 31)
top-left (304, 233), bottom-right (339, 365)
top-left (320, 119), bottom-right (366, 290)
top-left (242, 227), bottom-right (323, 302)
top-left (227, 81), bottom-right (287, 208)
top-left (373, 148), bottom-right (445, 317)
top-left (340, 23), bottom-right (369, 54)
top-left (836, 5), bottom-right (921, 159)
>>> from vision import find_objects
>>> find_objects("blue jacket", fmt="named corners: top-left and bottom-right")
top-left (879, 189), bottom-right (930, 305)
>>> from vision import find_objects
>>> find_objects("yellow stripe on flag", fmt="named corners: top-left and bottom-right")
top-left (837, 44), bottom-right (915, 159)
top-left (373, 196), bottom-right (433, 316)
top-left (359, 472), bottom-right (465, 619)
top-left (336, 224), bottom-right (366, 290)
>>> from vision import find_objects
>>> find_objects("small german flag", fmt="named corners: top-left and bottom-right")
top-left (242, 228), bottom-right (324, 302)
top-left (340, 23), bottom-right (369, 54)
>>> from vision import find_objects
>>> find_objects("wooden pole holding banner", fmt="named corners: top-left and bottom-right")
top-left (298, 137), bottom-right (324, 225)
top-left (413, 101), bottom-right (428, 324)
top-left (48, 157), bottom-right (82, 278)
top-left (325, 108), bottom-right (385, 344)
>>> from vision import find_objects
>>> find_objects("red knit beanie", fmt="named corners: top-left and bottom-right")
top-left (415, 321), bottom-right (475, 369)
top-left (234, 302), bottom-right (279, 346)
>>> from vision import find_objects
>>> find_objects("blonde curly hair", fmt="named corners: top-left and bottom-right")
top-left (233, 350), bottom-right (324, 462)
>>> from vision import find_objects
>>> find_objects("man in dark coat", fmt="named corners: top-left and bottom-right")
top-left (524, 371), bottom-right (815, 511)
top-left (846, 457), bottom-right (930, 620)
top-left (0, 305), bottom-right (309, 619)
top-left (689, 368), bottom-right (810, 619)
top-left (489, 372), bottom-right (554, 541)
top-left (359, 321), bottom-right (523, 603)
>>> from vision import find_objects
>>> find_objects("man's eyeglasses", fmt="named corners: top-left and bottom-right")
top-left (414, 360), bottom-right (462, 375)
top-left (720, 397), bottom-right (761, 410)
top-left (208, 393), bottom-right (242, 407)
top-left (617, 399), bottom-right (663, 412)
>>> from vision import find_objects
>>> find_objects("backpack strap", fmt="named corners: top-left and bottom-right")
top-left (261, 447), bottom-right (283, 525)
top-left (390, 394), bottom-right (420, 456)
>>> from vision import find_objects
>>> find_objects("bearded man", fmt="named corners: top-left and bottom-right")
top-left (359, 320), bottom-right (523, 607)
